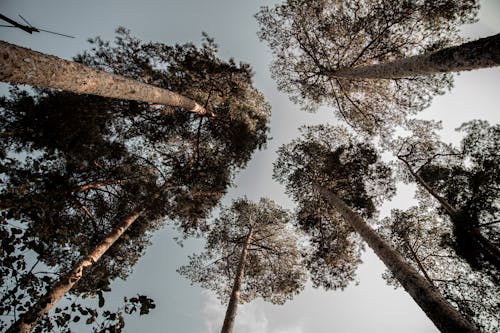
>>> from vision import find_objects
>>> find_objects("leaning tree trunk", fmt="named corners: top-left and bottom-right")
top-left (318, 186), bottom-right (479, 333)
top-left (398, 157), bottom-right (500, 270)
top-left (220, 227), bottom-right (254, 333)
top-left (5, 207), bottom-right (145, 333)
top-left (0, 41), bottom-right (209, 116)
top-left (7, 181), bottom-right (174, 332)
top-left (328, 33), bottom-right (500, 79)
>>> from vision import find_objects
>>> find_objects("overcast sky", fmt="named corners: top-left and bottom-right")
top-left (1, 1), bottom-right (499, 332)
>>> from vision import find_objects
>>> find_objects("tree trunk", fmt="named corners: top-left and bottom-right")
top-left (220, 227), bottom-right (253, 333)
top-left (318, 186), bottom-right (479, 333)
top-left (6, 182), bottom-right (174, 332)
top-left (6, 207), bottom-right (145, 333)
top-left (328, 33), bottom-right (500, 79)
top-left (0, 41), bottom-right (209, 116)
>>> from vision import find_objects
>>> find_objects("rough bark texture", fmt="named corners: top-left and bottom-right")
top-left (220, 227), bottom-right (253, 333)
top-left (318, 186), bottom-right (479, 333)
top-left (329, 33), bottom-right (500, 79)
top-left (0, 41), bottom-right (208, 115)
top-left (5, 208), bottom-right (145, 333)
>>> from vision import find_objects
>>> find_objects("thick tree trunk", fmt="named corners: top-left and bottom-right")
top-left (220, 227), bottom-right (253, 333)
top-left (0, 41), bottom-right (208, 116)
top-left (398, 157), bottom-right (500, 270)
top-left (328, 33), bottom-right (500, 79)
top-left (318, 186), bottom-right (479, 333)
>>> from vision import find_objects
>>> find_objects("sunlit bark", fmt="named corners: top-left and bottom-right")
top-left (0, 41), bottom-right (208, 115)
top-left (328, 34), bottom-right (500, 79)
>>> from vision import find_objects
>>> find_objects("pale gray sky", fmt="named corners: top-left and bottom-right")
top-left (1, 1), bottom-right (499, 332)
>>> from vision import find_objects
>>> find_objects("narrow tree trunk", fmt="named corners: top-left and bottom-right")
top-left (328, 33), bottom-right (500, 79)
top-left (0, 41), bottom-right (209, 116)
top-left (318, 186), bottom-right (479, 333)
top-left (398, 156), bottom-right (500, 269)
top-left (220, 227), bottom-right (254, 333)
top-left (6, 208), bottom-right (145, 333)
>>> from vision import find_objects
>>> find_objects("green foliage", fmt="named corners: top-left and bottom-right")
top-left (256, 0), bottom-right (478, 135)
top-left (178, 198), bottom-right (306, 305)
top-left (273, 125), bottom-right (395, 289)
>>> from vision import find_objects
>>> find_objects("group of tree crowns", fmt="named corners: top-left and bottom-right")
top-left (0, 0), bottom-right (498, 333)
top-left (0, 28), bottom-right (271, 332)
top-left (255, 0), bottom-right (498, 332)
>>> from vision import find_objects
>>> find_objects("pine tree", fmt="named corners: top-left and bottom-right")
top-left (178, 198), bottom-right (306, 333)
top-left (1, 29), bottom-right (271, 332)
top-left (0, 41), bottom-right (207, 115)
top-left (256, 0), bottom-right (480, 134)
top-left (273, 125), bottom-right (478, 333)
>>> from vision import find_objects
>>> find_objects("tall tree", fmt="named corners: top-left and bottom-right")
top-left (0, 41), bottom-right (208, 115)
top-left (256, 0), bottom-right (479, 134)
top-left (392, 119), bottom-right (499, 278)
top-left (178, 198), bottom-right (306, 333)
top-left (273, 125), bottom-right (478, 333)
top-left (1, 29), bottom-right (271, 332)
top-left (379, 206), bottom-right (499, 332)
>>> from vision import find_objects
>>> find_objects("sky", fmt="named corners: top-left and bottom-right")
top-left (1, 1), bottom-right (499, 332)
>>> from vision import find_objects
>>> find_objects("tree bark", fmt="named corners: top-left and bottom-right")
top-left (328, 33), bottom-right (500, 79)
top-left (0, 41), bottom-right (209, 116)
top-left (317, 186), bottom-right (479, 333)
top-left (220, 227), bottom-right (254, 333)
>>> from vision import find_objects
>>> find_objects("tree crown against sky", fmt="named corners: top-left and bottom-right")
top-left (390, 119), bottom-right (499, 277)
top-left (273, 125), bottom-right (395, 289)
top-left (178, 197), bottom-right (306, 306)
top-left (0, 28), bottom-right (271, 331)
top-left (379, 205), bottom-right (498, 333)
top-left (256, 0), bottom-right (479, 135)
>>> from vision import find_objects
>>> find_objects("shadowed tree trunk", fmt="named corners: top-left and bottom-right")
top-left (0, 41), bottom-right (209, 116)
top-left (398, 156), bottom-right (500, 270)
top-left (318, 186), bottom-right (479, 333)
top-left (220, 227), bottom-right (254, 333)
top-left (327, 34), bottom-right (500, 79)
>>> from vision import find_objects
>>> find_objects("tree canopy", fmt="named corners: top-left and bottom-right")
top-left (273, 125), bottom-right (395, 289)
top-left (178, 197), bottom-right (306, 306)
top-left (379, 205), bottom-right (498, 332)
top-left (0, 28), bottom-right (271, 331)
top-left (256, 0), bottom-right (479, 134)
top-left (392, 119), bottom-right (500, 278)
